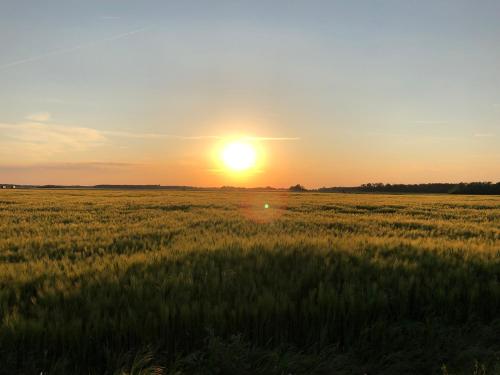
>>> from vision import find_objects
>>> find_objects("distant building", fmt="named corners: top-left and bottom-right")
top-left (12, 186), bottom-right (16, 189)
top-left (1, 186), bottom-right (5, 189)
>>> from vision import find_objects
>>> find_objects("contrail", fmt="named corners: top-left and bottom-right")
top-left (0, 26), bottom-right (150, 71)
top-left (243, 136), bottom-right (301, 141)
top-left (0, 123), bottom-right (299, 142)
top-left (101, 131), bottom-right (223, 140)
top-left (102, 130), bottom-right (300, 141)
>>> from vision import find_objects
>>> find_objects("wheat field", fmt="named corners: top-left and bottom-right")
top-left (0, 190), bottom-right (499, 374)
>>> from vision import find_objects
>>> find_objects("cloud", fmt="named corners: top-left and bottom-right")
top-left (474, 133), bottom-right (495, 137)
top-left (243, 136), bottom-right (300, 141)
top-left (26, 112), bottom-right (51, 122)
top-left (0, 26), bottom-right (150, 71)
top-left (0, 115), bottom-right (299, 165)
top-left (0, 120), bottom-right (106, 158)
top-left (102, 130), bottom-right (221, 140)
top-left (103, 130), bottom-right (300, 141)
top-left (0, 118), bottom-right (297, 157)
top-left (41, 98), bottom-right (65, 104)
top-left (0, 161), bottom-right (135, 171)
top-left (414, 120), bottom-right (448, 125)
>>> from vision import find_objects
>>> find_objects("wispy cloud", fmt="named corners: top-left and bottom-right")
top-left (414, 120), bottom-right (448, 125)
top-left (103, 130), bottom-right (300, 141)
top-left (41, 98), bottom-right (65, 104)
top-left (102, 130), bottom-right (221, 140)
top-left (0, 161), bottom-right (135, 171)
top-left (0, 26), bottom-right (150, 71)
top-left (100, 15), bottom-right (121, 20)
top-left (0, 115), bottom-right (299, 164)
top-left (1, 118), bottom-right (297, 153)
top-left (243, 136), bottom-right (300, 141)
top-left (26, 112), bottom-right (51, 122)
top-left (0, 121), bottom-right (106, 158)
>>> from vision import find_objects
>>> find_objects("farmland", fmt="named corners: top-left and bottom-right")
top-left (0, 190), bottom-right (499, 374)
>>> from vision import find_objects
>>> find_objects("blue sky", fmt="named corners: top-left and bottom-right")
top-left (0, 0), bottom-right (498, 186)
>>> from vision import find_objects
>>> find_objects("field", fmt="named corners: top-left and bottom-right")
top-left (0, 190), bottom-right (499, 374)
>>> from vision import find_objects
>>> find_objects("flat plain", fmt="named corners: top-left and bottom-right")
top-left (0, 190), bottom-right (499, 374)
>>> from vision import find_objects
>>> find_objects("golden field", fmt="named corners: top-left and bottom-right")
top-left (0, 190), bottom-right (499, 374)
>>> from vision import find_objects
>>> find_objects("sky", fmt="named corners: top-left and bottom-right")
top-left (0, 0), bottom-right (499, 187)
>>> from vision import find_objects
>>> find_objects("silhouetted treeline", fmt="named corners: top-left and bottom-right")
top-left (3, 182), bottom-right (499, 194)
top-left (317, 182), bottom-right (500, 195)
top-left (95, 184), bottom-right (163, 189)
top-left (289, 184), bottom-right (308, 192)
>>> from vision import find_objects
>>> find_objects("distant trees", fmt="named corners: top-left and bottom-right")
top-left (94, 185), bottom-right (163, 190)
top-left (359, 183), bottom-right (451, 193)
top-left (318, 182), bottom-right (500, 195)
top-left (448, 182), bottom-right (500, 195)
top-left (2, 182), bottom-right (498, 194)
top-left (289, 184), bottom-right (307, 192)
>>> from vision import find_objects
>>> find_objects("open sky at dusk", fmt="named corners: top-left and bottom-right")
top-left (1, 0), bottom-right (499, 187)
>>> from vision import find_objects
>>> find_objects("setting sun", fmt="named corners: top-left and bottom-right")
top-left (221, 141), bottom-right (257, 172)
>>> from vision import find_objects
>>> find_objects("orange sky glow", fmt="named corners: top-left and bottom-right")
top-left (1, 2), bottom-right (499, 187)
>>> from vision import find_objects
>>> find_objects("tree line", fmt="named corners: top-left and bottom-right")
top-left (313, 182), bottom-right (500, 195)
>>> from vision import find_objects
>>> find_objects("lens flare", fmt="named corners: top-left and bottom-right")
top-left (239, 194), bottom-right (289, 223)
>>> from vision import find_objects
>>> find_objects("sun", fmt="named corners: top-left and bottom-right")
top-left (221, 141), bottom-right (257, 171)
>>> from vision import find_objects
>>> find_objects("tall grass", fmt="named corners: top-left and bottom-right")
top-left (0, 190), bottom-right (499, 374)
